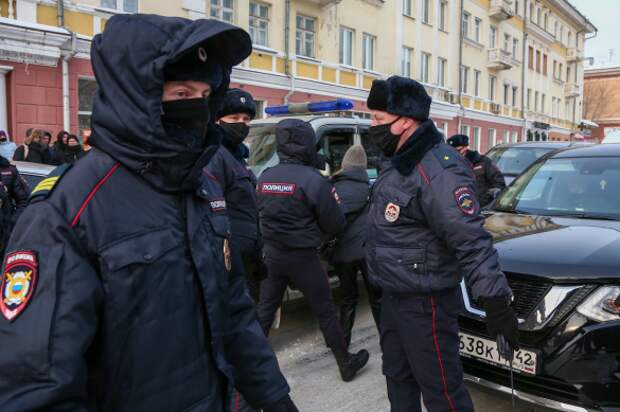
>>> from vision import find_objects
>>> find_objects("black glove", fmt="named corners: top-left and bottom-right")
top-left (484, 297), bottom-right (519, 351)
top-left (262, 395), bottom-right (299, 412)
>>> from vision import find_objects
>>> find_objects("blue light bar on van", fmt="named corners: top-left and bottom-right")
top-left (265, 99), bottom-right (354, 116)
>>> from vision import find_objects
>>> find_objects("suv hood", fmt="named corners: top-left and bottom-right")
top-left (485, 212), bottom-right (620, 280)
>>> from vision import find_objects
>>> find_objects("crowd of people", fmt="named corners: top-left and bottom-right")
top-left (0, 13), bottom-right (516, 412)
top-left (0, 128), bottom-right (88, 165)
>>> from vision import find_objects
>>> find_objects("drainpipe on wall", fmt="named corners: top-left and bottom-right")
top-left (283, 0), bottom-right (295, 104)
top-left (62, 33), bottom-right (77, 133)
top-left (57, 0), bottom-right (65, 27)
top-left (571, 28), bottom-right (586, 142)
top-left (457, 0), bottom-right (464, 133)
top-left (521, 0), bottom-right (528, 142)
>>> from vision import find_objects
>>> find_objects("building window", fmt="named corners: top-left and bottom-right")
top-left (568, 31), bottom-right (573, 47)
top-left (339, 27), bottom-right (354, 66)
top-left (249, 2), bottom-right (269, 47)
top-left (512, 86), bottom-right (518, 107)
top-left (543, 54), bottom-right (548, 75)
top-left (512, 38), bottom-right (518, 58)
top-left (535, 50), bottom-right (541, 72)
top-left (101, 0), bottom-right (138, 12)
top-left (474, 70), bottom-right (481, 96)
top-left (472, 127), bottom-right (481, 151)
top-left (528, 46), bottom-right (534, 69)
top-left (553, 60), bottom-right (557, 78)
top-left (559, 63), bottom-right (564, 80)
top-left (437, 57), bottom-right (447, 87)
top-left (536, 8), bottom-right (541, 26)
top-left (502, 130), bottom-right (510, 144)
top-left (403, 0), bottom-right (412, 16)
top-left (529, 3), bottom-right (534, 21)
top-left (512, 131), bottom-right (519, 143)
top-left (541, 93), bottom-right (546, 113)
top-left (567, 65), bottom-right (571, 82)
top-left (559, 25), bottom-right (564, 43)
top-left (401, 46), bottom-right (413, 77)
top-left (514, 0), bottom-right (519, 15)
top-left (439, 0), bottom-right (448, 31)
top-left (474, 18), bottom-right (482, 43)
top-left (489, 26), bottom-right (497, 48)
top-left (527, 88), bottom-right (531, 109)
top-left (554, 21), bottom-right (558, 38)
top-left (503, 83), bottom-right (509, 105)
top-left (503, 34), bottom-right (510, 52)
top-left (460, 125), bottom-right (470, 137)
top-left (488, 128), bottom-right (497, 149)
top-left (209, 0), bottom-right (234, 23)
top-left (462, 12), bottom-right (470, 38)
top-left (78, 78), bottom-right (97, 137)
top-left (489, 75), bottom-right (496, 101)
top-left (296, 15), bottom-right (316, 58)
top-left (534, 91), bottom-right (539, 111)
top-left (460, 65), bottom-right (469, 94)
top-left (422, 0), bottom-right (431, 24)
top-left (420, 52), bottom-right (431, 83)
top-left (362, 34), bottom-right (376, 71)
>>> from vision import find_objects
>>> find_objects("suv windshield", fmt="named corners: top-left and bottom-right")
top-left (494, 156), bottom-right (620, 219)
top-left (486, 146), bottom-right (556, 176)
top-left (247, 122), bottom-right (278, 176)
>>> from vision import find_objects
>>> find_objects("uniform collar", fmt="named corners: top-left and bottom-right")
top-left (391, 119), bottom-right (443, 176)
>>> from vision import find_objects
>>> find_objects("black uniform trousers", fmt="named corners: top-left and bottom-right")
top-left (258, 245), bottom-right (347, 353)
top-left (381, 288), bottom-right (474, 412)
top-left (334, 259), bottom-right (381, 347)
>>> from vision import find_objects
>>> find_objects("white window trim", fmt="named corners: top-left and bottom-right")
top-left (362, 33), bottom-right (376, 71)
top-left (340, 27), bottom-right (354, 66)
top-left (296, 15), bottom-right (316, 58)
top-left (209, 0), bottom-right (234, 23)
top-left (100, 0), bottom-right (139, 13)
top-left (249, 1), bottom-right (269, 47)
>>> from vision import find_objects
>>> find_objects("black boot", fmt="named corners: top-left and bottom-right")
top-left (333, 348), bottom-right (370, 382)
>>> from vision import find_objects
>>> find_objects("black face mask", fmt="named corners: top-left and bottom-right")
top-left (368, 118), bottom-right (402, 157)
top-left (161, 98), bottom-right (210, 150)
top-left (220, 121), bottom-right (250, 146)
top-left (0, 137), bottom-right (6, 142)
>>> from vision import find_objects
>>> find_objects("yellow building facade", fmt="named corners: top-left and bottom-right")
top-left (0, 0), bottom-right (595, 149)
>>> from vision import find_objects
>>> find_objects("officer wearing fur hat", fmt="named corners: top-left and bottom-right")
top-left (207, 88), bottom-right (264, 304)
top-left (365, 75), bottom-right (519, 412)
top-left (447, 134), bottom-right (505, 207)
top-left (0, 15), bottom-right (297, 412)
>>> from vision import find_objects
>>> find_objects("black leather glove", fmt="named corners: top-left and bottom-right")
top-left (262, 395), bottom-right (299, 412)
top-left (484, 297), bottom-right (519, 351)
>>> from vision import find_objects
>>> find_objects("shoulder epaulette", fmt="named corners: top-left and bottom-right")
top-left (29, 163), bottom-right (73, 203)
top-left (432, 145), bottom-right (461, 170)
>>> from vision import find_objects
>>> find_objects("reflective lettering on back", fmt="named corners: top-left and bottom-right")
top-left (260, 182), bottom-right (296, 196)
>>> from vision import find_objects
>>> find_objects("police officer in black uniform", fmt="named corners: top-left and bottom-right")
top-left (207, 88), bottom-right (264, 304)
top-left (0, 156), bottom-right (29, 255)
top-left (257, 118), bottom-right (370, 382)
top-left (365, 76), bottom-right (519, 412)
top-left (0, 15), bottom-right (297, 412)
top-left (447, 134), bottom-right (506, 207)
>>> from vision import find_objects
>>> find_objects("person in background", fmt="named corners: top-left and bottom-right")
top-left (63, 134), bottom-right (86, 163)
top-left (447, 134), bottom-right (506, 207)
top-left (13, 129), bottom-right (48, 164)
top-left (40, 130), bottom-right (54, 164)
top-left (0, 131), bottom-right (16, 161)
top-left (0, 154), bottom-right (29, 256)
top-left (329, 145), bottom-right (381, 348)
top-left (82, 128), bottom-right (92, 151)
top-left (50, 130), bottom-right (69, 164)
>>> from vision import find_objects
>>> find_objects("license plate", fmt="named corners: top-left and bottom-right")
top-left (459, 332), bottom-right (538, 375)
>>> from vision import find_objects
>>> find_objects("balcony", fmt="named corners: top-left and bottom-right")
top-left (487, 48), bottom-right (513, 70)
top-left (567, 47), bottom-right (583, 62)
top-left (564, 82), bottom-right (580, 97)
top-left (307, 0), bottom-right (342, 6)
top-left (489, 0), bottom-right (514, 20)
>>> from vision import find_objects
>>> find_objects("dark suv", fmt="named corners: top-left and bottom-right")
top-left (459, 144), bottom-right (620, 411)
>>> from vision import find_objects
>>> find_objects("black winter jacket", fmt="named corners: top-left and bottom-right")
top-left (465, 150), bottom-right (506, 206)
top-left (366, 120), bottom-right (511, 301)
top-left (330, 167), bottom-right (369, 263)
top-left (257, 122), bottom-right (345, 250)
top-left (0, 156), bottom-right (29, 225)
top-left (0, 15), bottom-right (288, 412)
top-left (12, 142), bottom-right (48, 164)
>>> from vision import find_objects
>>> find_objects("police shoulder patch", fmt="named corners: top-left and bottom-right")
top-left (432, 146), bottom-right (460, 170)
top-left (454, 186), bottom-right (477, 216)
top-left (29, 163), bottom-right (73, 203)
top-left (1, 251), bottom-right (38, 322)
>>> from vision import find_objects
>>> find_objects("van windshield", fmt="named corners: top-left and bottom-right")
top-left (248, 122), bottom-right (278, 177)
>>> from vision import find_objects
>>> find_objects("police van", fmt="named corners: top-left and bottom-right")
top-left (247, 99), bottom-right (376, 180)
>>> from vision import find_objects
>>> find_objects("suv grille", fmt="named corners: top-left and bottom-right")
top-left (468, 273), bottom-right (551, 318)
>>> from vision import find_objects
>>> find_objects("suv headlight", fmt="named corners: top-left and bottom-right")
top-left (576, 286), bottom-right (620, 322)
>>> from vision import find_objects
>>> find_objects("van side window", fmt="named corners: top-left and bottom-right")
top-left (318, 127), bottom-right (355, 173)
top-left (359, 127), bottom-right (381, 178)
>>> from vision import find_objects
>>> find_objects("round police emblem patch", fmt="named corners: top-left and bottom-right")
top-left (1, 251), bottom-right (38, 322)
top-left (385, 202), bottom-right (400, 223)
top-left (198, 47), bottom-right (208, 62)
top-left (223, 239), bottom-right (232, 272)
top-left (240, 97), bottom-right (246, 103)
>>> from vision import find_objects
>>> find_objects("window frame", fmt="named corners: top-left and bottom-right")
top-left (420, 52), bottom-right (431, 83)
top-left (401, 46), bottom-right (413, 77)
top-left (339, 26), bottom-right (354, 66)
top-left (101, 0), bottom-right (138, 13)
top-left (249, 1), bottom-right (269, 47)
top-left (489, 26), bottom-right (498, 49)
top-left (474, 70), bottom-right (481, 97)
top-left (296, 14), bottom-right (316, 58)
top-left (439, 0), bottom-right (448, 31)
top-left (474, 17), bottom-right (482, 43)
top-left (460, 65), bottom-right (469, 94)
top-left (462, 12), bottom-right (470, 39)
top-left (437, 57), bottom-right (447, 87)
top-left (362, 33), bottom-right (376, 71)
top-left (209, 0), bottom-right (234, 23)
top-left (403, 0), bottom-right (413, 17)
top-left (422, 0), bottom-right (431, 24)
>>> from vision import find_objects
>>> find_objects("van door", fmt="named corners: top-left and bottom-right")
top-left (316, 126), bottom-right (356, 175)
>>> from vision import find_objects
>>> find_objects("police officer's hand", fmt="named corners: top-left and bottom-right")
top-left (262, 395), bottom-right (299, 412)
top-left (483, 297), bottom-right (519, 351)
